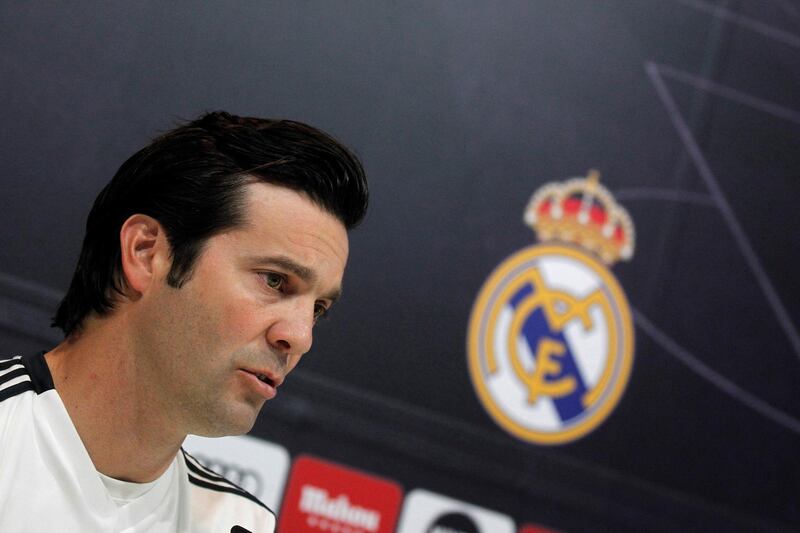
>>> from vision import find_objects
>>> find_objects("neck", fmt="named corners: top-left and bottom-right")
top-left (45, 315), bottom-right (184, 483)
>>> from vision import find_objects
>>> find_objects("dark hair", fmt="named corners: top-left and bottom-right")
top-left (53, 111), bottom-right (368, 336)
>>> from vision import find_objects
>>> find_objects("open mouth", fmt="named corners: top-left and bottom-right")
top-left (238, 368), bottom-right (280, 400)
top-left (254, 372), bottom-right (275, 387)
top-left (241, 368), bottom-right (279, 389)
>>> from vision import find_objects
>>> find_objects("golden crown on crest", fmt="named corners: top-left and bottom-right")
top-left (523, 170), bottom-right (635, 265)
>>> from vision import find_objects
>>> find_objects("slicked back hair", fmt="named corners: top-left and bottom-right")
top-left (53, 111), bottom-right (368, 336)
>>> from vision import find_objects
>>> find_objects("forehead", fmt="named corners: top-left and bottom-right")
top-left (236, 181), bottom-right (349, 266)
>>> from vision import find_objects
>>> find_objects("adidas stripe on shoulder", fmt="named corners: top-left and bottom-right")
top-left (0, 353), bottom-right (55, 403)
top-left (0, 356), bottom-right (32, 402)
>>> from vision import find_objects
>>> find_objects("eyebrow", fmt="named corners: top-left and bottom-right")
top-left (250, 254), bottom-right (343, 303)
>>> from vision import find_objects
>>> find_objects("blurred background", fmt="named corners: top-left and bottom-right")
top-left (1, 1), bottom-right (798, 531)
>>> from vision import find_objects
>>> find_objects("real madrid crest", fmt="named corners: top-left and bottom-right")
top-left (467, 170), bottom-right (635, 445)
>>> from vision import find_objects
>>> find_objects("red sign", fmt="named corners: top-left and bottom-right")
top-left (519, 524), bottom-right (562, 533)
top-left (278, 455), bottom-right (403, 533)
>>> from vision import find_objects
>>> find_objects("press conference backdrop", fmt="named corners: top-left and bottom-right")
top-left (1, 1), bottom-right (798, 531)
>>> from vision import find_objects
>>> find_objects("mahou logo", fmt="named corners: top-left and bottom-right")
top-left (278, 456), bottom-right (403, 533)
top-left (299, 485), bottom-right (381, 531)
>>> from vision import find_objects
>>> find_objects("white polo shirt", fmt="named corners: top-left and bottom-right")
top-left (0, 353), bottom-right (276, 533)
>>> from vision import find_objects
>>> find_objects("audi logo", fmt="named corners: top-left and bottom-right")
top-left (193, 454), bottom-right (264, 497)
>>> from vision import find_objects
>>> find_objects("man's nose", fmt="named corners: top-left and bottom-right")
top-left (265, 298), bottom-right (314, 357)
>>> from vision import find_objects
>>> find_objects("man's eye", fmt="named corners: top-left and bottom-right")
top-left (313, 303), bottom-right (328, 320)
top-left (263, 272), bottom-right (284, 290)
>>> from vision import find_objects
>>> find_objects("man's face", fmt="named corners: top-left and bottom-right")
top-left (135, 181), bottom-right (349, 437)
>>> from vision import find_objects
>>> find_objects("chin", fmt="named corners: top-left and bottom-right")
top-left (192, 405), bottom-right (259, 438)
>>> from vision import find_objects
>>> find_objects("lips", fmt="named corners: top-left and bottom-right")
top-left (253, 372), bottom-right (275, 387)
top-left (239, 367), bottom-right (284, 399)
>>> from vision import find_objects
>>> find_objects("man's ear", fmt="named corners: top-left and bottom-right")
top-left (119, 214), bottom-right (171, 297)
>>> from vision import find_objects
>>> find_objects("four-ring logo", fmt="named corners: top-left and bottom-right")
top-left (194, 454), bottom-right (264, 496)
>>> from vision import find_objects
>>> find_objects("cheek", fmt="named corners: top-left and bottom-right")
top-left (216, 299), bottom-right (265, 343)
top-left (183, 262), bottom-right (267, 348)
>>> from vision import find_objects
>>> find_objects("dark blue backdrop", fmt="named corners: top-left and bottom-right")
top-left (1, 1), bottom-right (798, 531)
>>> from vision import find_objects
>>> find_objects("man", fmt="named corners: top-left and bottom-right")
top-left (0, 112), bottom-right (368, 532)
